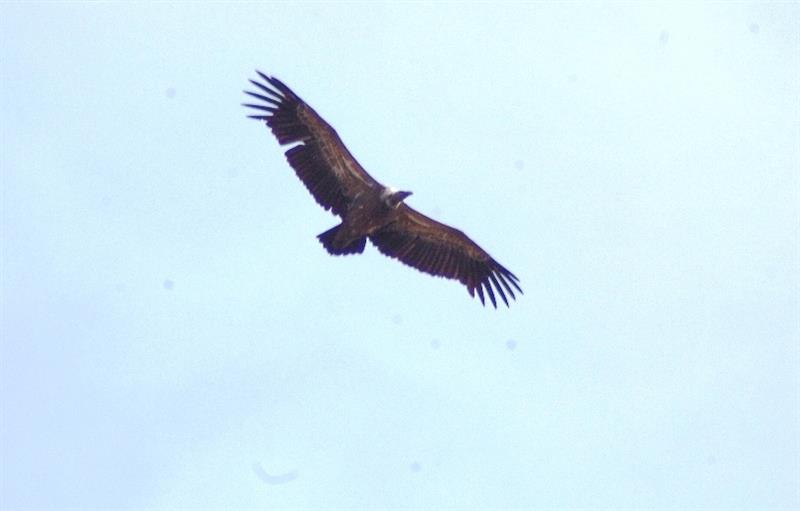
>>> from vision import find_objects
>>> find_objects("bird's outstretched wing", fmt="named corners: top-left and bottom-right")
top-left (369, 205), bottom-right (522, 307)
top-left (244, 71), bottom-right (381, 216)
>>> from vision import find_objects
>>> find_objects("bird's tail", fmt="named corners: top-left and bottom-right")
top-left (317, 225), bottom-right (366, 256)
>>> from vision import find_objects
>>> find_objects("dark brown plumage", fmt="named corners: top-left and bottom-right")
top-left (244, 71), bottom-right (522, 307)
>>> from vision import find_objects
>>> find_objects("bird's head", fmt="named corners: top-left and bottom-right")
top-left (382, 187), bottom-right (413, 209)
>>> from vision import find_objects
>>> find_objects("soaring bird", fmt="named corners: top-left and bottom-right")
top-left (244, 72), bottom-right (522, 307)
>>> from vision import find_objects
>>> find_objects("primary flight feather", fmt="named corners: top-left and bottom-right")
top-left (244, 71), bottom-right (522, 307)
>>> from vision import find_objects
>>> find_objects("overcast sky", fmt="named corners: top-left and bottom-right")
top-left (2, 2), bottom-right (798, 509)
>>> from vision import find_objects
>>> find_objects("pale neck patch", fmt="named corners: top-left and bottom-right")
top-left (380, 186), bottom-right (398, 200)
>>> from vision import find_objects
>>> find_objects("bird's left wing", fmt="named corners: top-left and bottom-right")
top-left (369, 205), bottom-right (522, 307)
top-left (244, 72), bottom-right (381, 216)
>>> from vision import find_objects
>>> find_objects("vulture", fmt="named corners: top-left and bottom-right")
top-left (243, 72), bottom-right (522, 307)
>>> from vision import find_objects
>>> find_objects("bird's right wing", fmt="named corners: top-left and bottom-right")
top-left (369, 204), bottom-right (522, 307)
top-left (244, 72), bottom-right (381, 217)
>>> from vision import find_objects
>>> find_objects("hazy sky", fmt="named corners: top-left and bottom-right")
top-left (2, 2), bottom-right (798, 509)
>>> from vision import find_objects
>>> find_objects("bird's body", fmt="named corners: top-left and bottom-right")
top-left (318, 186), bottom-right (410, 256)
top-left (244, 72), bottom-right (522, 307)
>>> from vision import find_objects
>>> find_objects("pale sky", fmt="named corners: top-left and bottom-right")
top-left (2, 2), bottom-right (798, 509)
